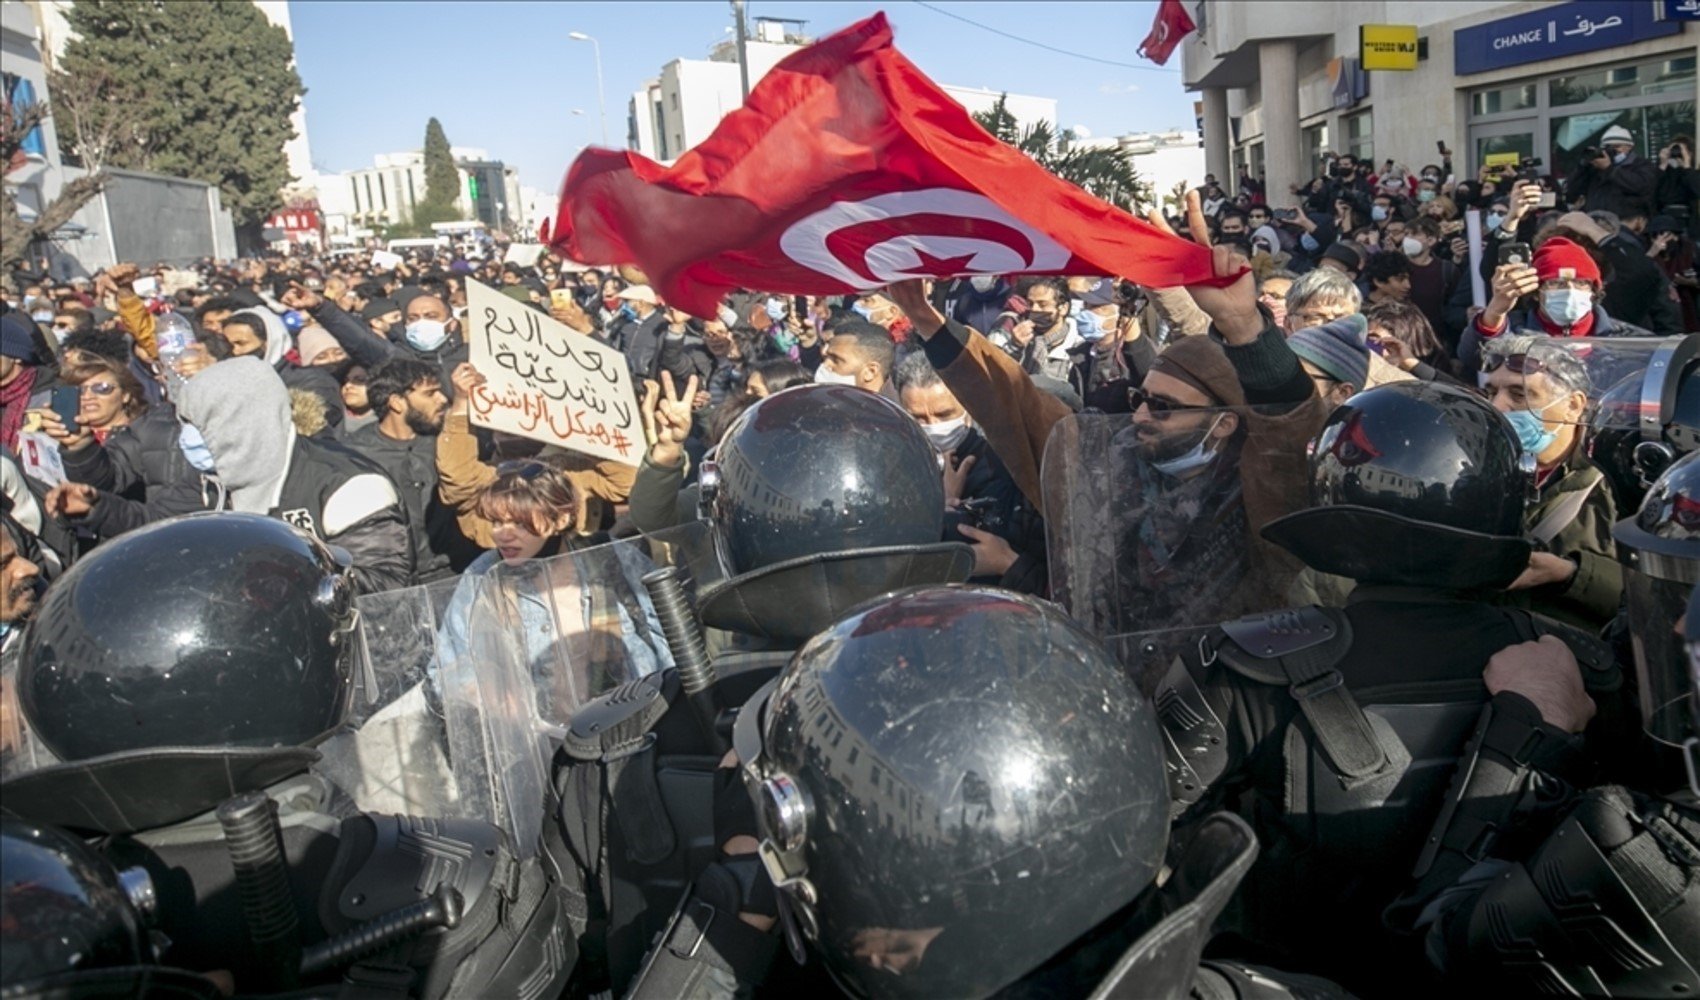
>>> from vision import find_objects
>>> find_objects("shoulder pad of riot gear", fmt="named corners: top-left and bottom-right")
top-left (1213, 607), bottom-right (1394, 782)
top-left (1215, 607), bottom-right (1351, 684)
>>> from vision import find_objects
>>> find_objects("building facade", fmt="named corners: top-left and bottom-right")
top-left (627, 17), bottom-right (1058, 163)
top-left (1183, 1), bottom-right (1695, 201)
top-left (340, 147), bottom-right (522, 233)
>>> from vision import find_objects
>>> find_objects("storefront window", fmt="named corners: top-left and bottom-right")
top-left (1550, 99), bottom-right (1697, 178)
top-left (1302, 121), bottom-right (1329, 179)
top-left (1551, 54), bottom-right (1696, 107)
top-left (1344, 110), bottom-right (1373, 163)
top-left (1470, 84), bottom-right (1537, 117)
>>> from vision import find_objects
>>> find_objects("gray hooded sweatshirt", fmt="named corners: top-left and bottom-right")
top-left (176, 356), bottom-right (295, 515)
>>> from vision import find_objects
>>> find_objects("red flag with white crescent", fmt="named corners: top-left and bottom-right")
top-left (1139, 0), bottom-right (1196, 67)
top-left (545, 12), bottom-right (1229, 317)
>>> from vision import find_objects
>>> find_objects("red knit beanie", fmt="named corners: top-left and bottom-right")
top-left (1532, 237), bottom-right (1601, 284)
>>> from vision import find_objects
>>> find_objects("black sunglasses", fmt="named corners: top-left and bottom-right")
top-left (1128, 387), bottom-right (1214, 420)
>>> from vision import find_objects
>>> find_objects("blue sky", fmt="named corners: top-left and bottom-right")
top-left (291, 1), bottom-right (1194, 194)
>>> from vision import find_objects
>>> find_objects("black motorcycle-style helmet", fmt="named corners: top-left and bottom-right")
top-left (1614, 451), bottom-right (1700, 784)
top-left (1263, 381), bottom-right (1534, 590)
top-left (704, 383), bottom-right (945, 577)
top-left (734, 585), bottom-right (1169, 999)
top-left (1590, 335), bottom-right (1700, 512)
top-left (18, 512), bottom-right (356, 762)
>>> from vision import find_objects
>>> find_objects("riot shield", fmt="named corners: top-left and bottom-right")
top-left (317, 521), bottom-right (719, 857)
top-left (1481, 333), bottom-right (1675, 530)
top-left (1043, 405), bottom-right (1317, 689)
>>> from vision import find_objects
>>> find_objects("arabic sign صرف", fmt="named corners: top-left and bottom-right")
top-left (466, 278), bottom-right (641, 465)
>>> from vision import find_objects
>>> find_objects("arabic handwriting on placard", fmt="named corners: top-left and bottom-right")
top-left (469, 383), bottom-right (634, 457)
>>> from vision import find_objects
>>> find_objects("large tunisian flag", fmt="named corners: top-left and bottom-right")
top-left (545, 12), bottom-right (1227, 317)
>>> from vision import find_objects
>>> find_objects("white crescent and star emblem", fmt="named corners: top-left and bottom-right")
top-left (778, 188), bottom-right (1071, 289)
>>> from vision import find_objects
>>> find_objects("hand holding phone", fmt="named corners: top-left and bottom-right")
top-left (131, 276), bottom-right (160, 298)
top-left (50, 386), bottom-right (82, 430)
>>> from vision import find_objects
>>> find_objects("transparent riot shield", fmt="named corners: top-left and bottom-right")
top-left (1480, 333), bottom-right (1672, 536)
top-left (0, 646), bottom-right (56, 779)
top-left (317, 520), bottom-right (719, 857)
top-left (1043, 405), bottom-right (1317, 690)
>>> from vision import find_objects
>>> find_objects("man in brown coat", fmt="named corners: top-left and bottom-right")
top-left (887, 232), bottom-right (1329, 669)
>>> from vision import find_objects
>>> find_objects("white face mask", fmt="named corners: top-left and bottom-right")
top-left (814, 363), bottom-right (859, 386)
top-left (922, 416), bottom-right (970, 453)
top-left (405, 318), bottom-right (449, 351)
top-left (1402, 237), bottom-right (1425, 258)
top-left (1152, 415), bottom-right (1225, 478)
top-left (969, 275), bottom-right (997, 293)
top-left (1540, 288), bottom-right (1592, 327)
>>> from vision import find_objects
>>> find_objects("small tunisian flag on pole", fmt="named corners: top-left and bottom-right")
top-left (544, 12), bottom-right (1228, 317)
top-left (1139, 0), bottom-right (1197, 67)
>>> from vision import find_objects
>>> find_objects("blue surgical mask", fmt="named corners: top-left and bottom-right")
top-left (1486, 212), bottom-right (1506, 231)
top-left (1504, 407), bottom-right (1558, 459)
top-left (765, 298), bottom-right (787, 322)
top-left (1372, 206), bottom-right (1389, 222)
top-left (404, 318), bottom-right (449, 351)
top-left (1153, 415), bottom-right (1225, 478)
top-left (850, 301), bottom-right (874, 321)
top-left (1417, 190), bottom-right (1436, 204)
top-left (1073, 308), bottom-right (1114, 343)
top-left (179, 422), bottom-right (217, 473)
top-left (1540, 288), bottom-right (1592, 327)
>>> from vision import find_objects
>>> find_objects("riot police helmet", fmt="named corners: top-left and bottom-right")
top-left (704, 383), bottom-right (945, 578)
top-left (1613, 450), bottom-right (1700, 778)
top-left (18, 512), bottom-right (356, 762)
top-left (0, 814), bottom-right (160, 991)
top-left (733, 585), bottom-right (1169, 999)
top-left (1590, 335), bottom-right (1700, 511)
top-left (1263, 380), bottom-right (1534, 590)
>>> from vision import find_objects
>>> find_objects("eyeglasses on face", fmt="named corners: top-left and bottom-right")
top-left (1128, 387), bottom-right (1214, 420)
top-left (79, 382), bottom-right (119, 397)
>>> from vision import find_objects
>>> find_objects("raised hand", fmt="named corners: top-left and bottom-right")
top-left (642, 370), bottom-right (698, 468)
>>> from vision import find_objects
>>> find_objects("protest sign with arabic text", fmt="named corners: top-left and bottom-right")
top-left (466, 278), bottom-right (640, 465)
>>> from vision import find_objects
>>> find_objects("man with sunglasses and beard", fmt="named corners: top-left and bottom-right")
top-left (888, 212), bottom-right (1329, 665)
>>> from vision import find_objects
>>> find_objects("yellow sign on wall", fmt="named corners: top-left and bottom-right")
top-left (1360, 24), bottom-right (1419, 71)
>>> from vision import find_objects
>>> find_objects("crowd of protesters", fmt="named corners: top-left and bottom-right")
top-left (0, 122), bottom-right (1693, 621)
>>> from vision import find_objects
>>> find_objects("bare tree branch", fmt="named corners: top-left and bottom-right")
top-left (2, 89), bottom-right (110, 276)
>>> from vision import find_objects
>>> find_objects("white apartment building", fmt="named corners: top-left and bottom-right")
top-left (627, 17), bottom-right (1058, 163)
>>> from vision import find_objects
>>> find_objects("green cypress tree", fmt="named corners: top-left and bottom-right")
top-left (57, 0), bottom-right (304, 239)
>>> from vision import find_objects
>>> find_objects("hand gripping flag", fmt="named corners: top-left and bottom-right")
top-left (544, 12), bottom-right (1230, 317)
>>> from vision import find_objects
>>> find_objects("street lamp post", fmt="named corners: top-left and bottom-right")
top-left (568, 31), bottom-right (609, 147)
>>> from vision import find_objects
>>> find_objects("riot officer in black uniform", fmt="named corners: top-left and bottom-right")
top-left (0, 513), bottom-right (576, 998)
top-left (554, 383), bottom-right (975, 996)
top-left (1408, 451), bottom-right (1700, 997)
top-left (1154, 381), bottom-right (1627, 996)
top-left (627, 584), bottom-right (1350, 999)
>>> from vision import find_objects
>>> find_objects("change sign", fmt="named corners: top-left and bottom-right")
top-left (465, 278), bottom-right (641, 465)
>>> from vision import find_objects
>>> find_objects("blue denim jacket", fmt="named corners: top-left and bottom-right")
top-left (438, 542), bottom-right (675, 731)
